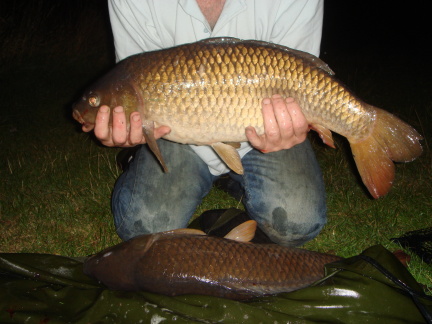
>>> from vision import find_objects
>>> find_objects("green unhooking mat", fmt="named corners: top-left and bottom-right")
top-left (1, 245), bottom-right (431, 324)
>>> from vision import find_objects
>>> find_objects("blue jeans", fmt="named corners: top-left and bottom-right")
top-left (112, 139), bottom-right (326, 247)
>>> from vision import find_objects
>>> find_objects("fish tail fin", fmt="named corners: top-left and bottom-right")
top-left (350, 107), bottom-right (422, 198)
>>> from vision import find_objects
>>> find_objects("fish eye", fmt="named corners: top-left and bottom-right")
top-left (88, 94), bottom-right (100, 107)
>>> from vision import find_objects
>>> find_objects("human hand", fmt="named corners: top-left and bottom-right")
top-left (245, 95), bottom-right (309, 153)
top-left (82, 105), bottom-right (171, 147)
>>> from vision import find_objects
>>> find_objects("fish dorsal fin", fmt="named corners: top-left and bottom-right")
top-left (198, 37), bottom-right (334, 76)
top-left (142, 120), bottom-right (168, 172)
top-left (283, 46), bottom-right (335, 76)
top-left (224, 220), bottom-right (257, 242)
top-left (198, 37), bottom-right (241, 45)
top-left (166, 228), bottom-right (206, 235)
top-left (211, 142), bottom-right (244, 174)
top-left (244, 39), bottom-right (335, 76)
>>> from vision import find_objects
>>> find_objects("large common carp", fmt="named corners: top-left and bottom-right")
top-left (73, 37), bottom-right (422, 198)
top-left (83, 220), bottom-right (341, 300)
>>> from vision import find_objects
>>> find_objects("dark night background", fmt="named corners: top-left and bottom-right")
top-left (0, 1), bottom-right (430, 116)
top-left (0, 0), bottom-right (431, 220)
top-left (0, 0), bottom-right (430, 207)
top-left (321, 2), bottom-right (431, 121)
top-left (0, 0), bottom-right (430, 191)
top-left (0, 0), bottom-right (431, 303)
top-left (323, 1), bottom-right (429, 53)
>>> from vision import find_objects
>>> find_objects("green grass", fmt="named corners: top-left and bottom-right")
top-left (0, 1), bottom-right (431, 293)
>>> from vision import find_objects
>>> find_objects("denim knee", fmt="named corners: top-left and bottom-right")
top-left (111, 141), bottom-right (214, 241)
top-left (238, 140), bottom-right (327, 247)
top-left (259, 206), bottom-right (327, 247)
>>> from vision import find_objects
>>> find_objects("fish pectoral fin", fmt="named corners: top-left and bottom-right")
top-left (310, 123), bottom-right (336, 148)
top-left (142, 120), bottom-right (168, 172)
top-left (224, 220), bottom-right (257, 242)
top-left (211, 142), bottom-right (244, 174)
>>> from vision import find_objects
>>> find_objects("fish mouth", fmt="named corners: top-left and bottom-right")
top-left (73, 109), bottom-right (95, 131)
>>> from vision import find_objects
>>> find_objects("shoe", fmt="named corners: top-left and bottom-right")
top-left (214, 175), bottom-right (244, 201)
top-left (115, 146), bottom-right (140, 172)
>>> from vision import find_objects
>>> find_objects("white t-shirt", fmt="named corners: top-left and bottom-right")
top-left (108, 0), bottom-right (323, 175)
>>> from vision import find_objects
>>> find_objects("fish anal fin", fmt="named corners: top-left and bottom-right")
top-left (349, 106), bottom-right (422, 198)
top-left (224, 220), bottom-right (257, 242)
top-left (142, 120), bottom-right (168, 172)
top-left (211, 142), bottom-right (244, 174)
top-left (310, 123), bottom-right (336, 148)
top-left (224, 142), bottom-right (241, 149)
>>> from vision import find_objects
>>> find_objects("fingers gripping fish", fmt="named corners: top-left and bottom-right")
top-left (73, 37), bottom-right (422, 198)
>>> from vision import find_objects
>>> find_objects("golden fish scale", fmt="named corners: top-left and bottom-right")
top-left (130, 42), bottom-right (375, 145)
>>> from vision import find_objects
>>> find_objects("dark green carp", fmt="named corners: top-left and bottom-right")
top-left (83, 221), bottom-right (341, 300)
top-left (73, 37), bottom-right (422, 198)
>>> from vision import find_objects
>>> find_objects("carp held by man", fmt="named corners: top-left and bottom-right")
top-left (83, 220), bottom-right (342, 300)
top-left (73, 37), bottom-right (422, 198)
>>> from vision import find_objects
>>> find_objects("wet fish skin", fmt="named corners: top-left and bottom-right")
top-left (73, 37), bottom-right (422, 198)
top-left (83, 225), bottom-right (342, 300)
